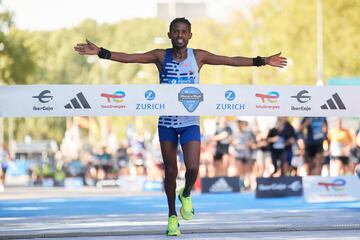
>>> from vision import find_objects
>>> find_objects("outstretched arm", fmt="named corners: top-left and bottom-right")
top-left (74, 39), bottom-right (163, 64)
top-left (195, 49), bottom-right (287, 69)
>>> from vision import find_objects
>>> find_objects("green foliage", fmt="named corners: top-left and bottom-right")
top-left (12, 118), bottom-right (66, 144)
top-left (0, 3), bottom-right (36, 84)
top-left (252, 0), bottom-right (360, 85)
top-left (252, 0), bottom-right (316, 84)
top-left (322, 0), bottom-right (360, 81)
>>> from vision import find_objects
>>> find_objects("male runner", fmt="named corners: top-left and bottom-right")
top-left (74, 17), bottom-right (287, 236)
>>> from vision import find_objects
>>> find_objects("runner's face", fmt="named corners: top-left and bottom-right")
top-left (168, 23), bottom-right (192, 49)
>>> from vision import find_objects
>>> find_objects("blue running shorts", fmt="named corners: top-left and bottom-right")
top-left (158, 125), bottom-right (201, 145)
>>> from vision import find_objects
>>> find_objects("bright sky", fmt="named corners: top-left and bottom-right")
top-left (2, 0), bottom-right (256, 31)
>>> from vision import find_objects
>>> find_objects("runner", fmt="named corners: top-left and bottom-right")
top-left (74, 17), bottom-right (287, 236)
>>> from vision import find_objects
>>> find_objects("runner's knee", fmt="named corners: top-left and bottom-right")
top-left (165, 166), bottom-right (178, 179)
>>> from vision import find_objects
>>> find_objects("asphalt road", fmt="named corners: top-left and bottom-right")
top-left (0, 187), bottom-right (360, 239)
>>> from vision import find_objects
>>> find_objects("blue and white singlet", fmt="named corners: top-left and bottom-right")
top-left (158, 48), bottom-right (200, 128)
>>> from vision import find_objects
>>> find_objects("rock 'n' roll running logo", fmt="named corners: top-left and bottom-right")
top-left (178, 87), bottom-right (203, 112)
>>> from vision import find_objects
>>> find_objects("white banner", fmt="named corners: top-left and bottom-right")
top-left (0, 84), bottom-right (359, 117)
top-left (303, 175), bottom-right (360, 203)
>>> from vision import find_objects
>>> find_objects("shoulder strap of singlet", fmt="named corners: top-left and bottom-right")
top-left (162, 49), bottom-right (172, 67)
top-left (187, 48), bottom-right (199, 71)
top-left (188, 48), bottom-right (194, 58)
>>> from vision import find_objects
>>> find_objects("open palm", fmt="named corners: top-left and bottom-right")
top-left (74, 39), bottom-right (99, 55)
top-left (267, 52), bottom-right (287, 68)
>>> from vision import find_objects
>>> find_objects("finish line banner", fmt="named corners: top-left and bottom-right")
top-left (0, 84), bottom-right (359, 117)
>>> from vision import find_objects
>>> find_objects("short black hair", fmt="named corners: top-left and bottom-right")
top-left (169, 17), bottom-right (191, 32)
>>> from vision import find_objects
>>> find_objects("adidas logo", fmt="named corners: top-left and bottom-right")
top-left (209, 178), bottom-right (233, 193)
top-left (320, 93), bottom-right (346, 110)
top-left (65, 92), bottom-right (91, 109)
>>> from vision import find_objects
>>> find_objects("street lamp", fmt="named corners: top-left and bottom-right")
top-left (251, 19), bottom-right (259, 85)
top-left (99, 60), bottom-right (112, 145)
top-left (0, 118), bottom-right (3, 146)
top-left (86, 57), bottom-right (112, 145)
top-left (0, 42), bottom-right (4, 146)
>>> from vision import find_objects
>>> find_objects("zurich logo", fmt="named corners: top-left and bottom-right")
top-left (178, 87), bottom-right (203, 113)
top-left (145, 90), bottom-right (155, 100)
top-left (225, 90), bottom-right (235, 101)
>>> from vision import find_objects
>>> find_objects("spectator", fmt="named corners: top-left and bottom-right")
top-left (129, 134), bottom-right (147, 176)
top-left (320, 136), bottom-right (331, 176)
top-left (351, 128), bottom-right (360, 176)
top-left (54, 162), bottom-right (66, 187)
top-left (199, 139), bottom-right (215, 178)
top-left (328, 118), bottom-right (353, 175)
top-left (299, 117), bottom-right (328, 175)
top-left (146, 137), bottom-right (165, 181)
top-left (283, 118), bottom-right (297, 175)
top-left (84, 162), bottom-right (98, 186)
top-left (116, 140), bottom-right (130, 176)
top-left (230, 119), bottom-right (255, 179)
top-left (212, 117), bottom-right (233, 176)
top-left (0, 144), bottom-right (9, 192)
top-left (253, 126), bottom-right (271, 177)
top-left (96, 146), bottom-right (113, 179)
top-left (267, 117), bottom-right (296, 177)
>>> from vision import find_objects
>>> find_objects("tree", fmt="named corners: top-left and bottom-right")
top-left (251, 0), bottom-right (360, 85)
top-left (0, 2), bottom-right (36, 84)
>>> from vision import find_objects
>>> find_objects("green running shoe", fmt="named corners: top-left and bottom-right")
top-left (178, 187), bottom-right (195, 220)
top-left (166, 215), bottom-right (180, 236)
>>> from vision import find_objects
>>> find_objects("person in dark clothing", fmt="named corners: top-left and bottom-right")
top-left (213, 117), bottom-right (233, 176)
top-left (116, 140), bottom-right (130, 175)
top-left (350, 128), bottom-right (360, 177)
top-left (267, 117), bottom-right (296, 177)
top-left (299, 117), bottom-right (328, 175)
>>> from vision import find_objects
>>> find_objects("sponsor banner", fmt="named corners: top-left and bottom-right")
top-left (0, 85), bottom-right (359, 117)
top-left (116, 175), bottom-right (147, 192)
top-left (42, 178), bottom-right (54, 187)
top-left (201, 177), bottom-right (240, 193)
top-left (64, 177), bottom-right (85, 188)
top-left (143, 181), bottom-right (163, 192)
top-left (303, 175), bottom-right (360, 203)
top-left (256, 176), bottom-right (303, 198)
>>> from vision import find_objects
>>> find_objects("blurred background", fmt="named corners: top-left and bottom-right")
top-left (0, 0), bottom-right (359, 192)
